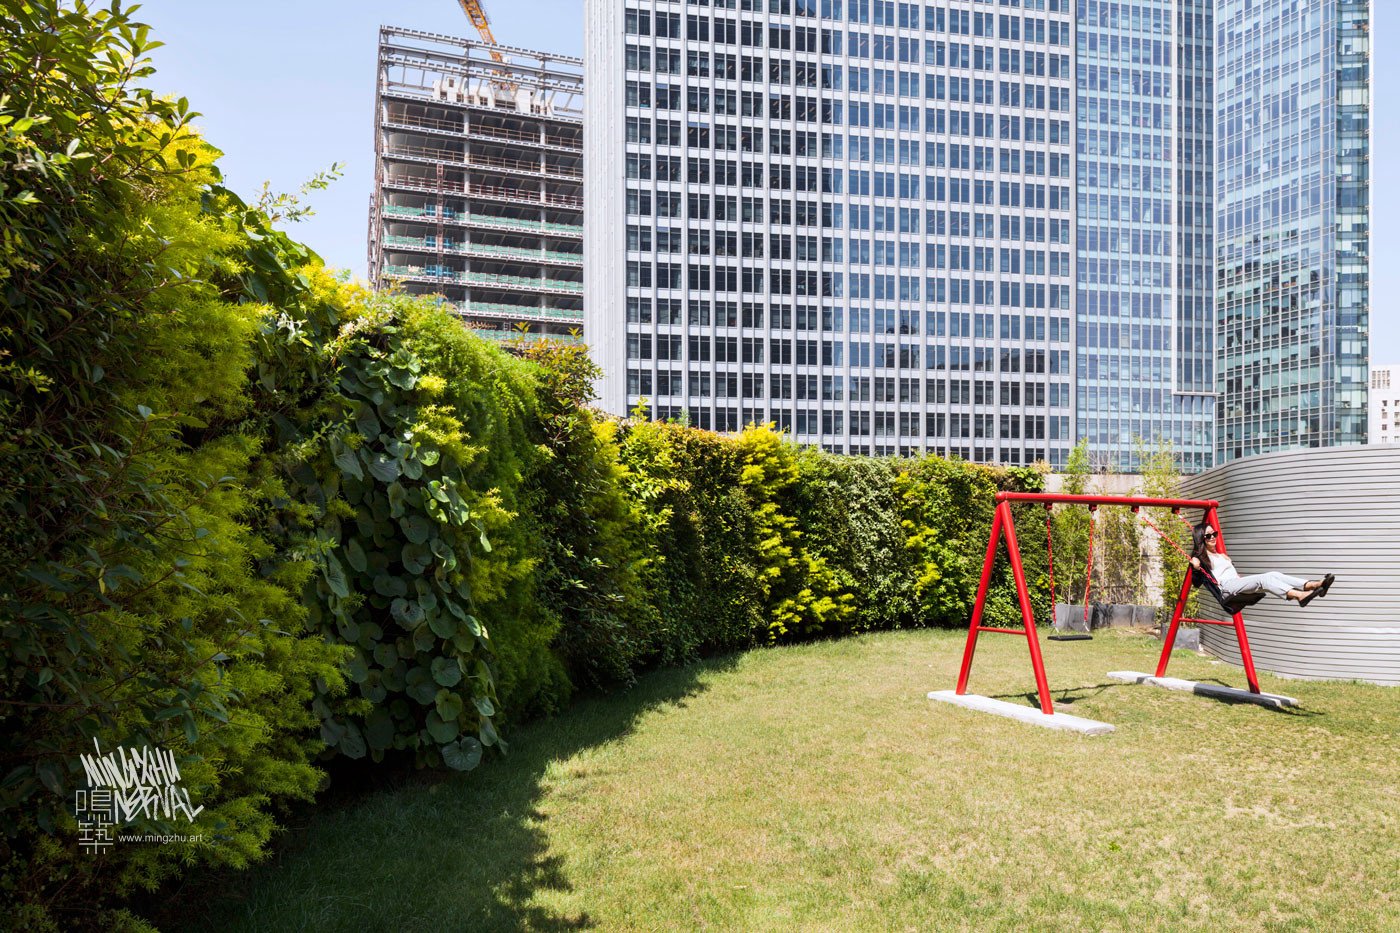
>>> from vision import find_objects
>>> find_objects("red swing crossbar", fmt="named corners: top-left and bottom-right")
top-left (953, 492), bottom-right (1262, 716)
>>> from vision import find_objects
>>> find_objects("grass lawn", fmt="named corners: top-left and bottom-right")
top-left (180, 629), bottom-right (1400, 932)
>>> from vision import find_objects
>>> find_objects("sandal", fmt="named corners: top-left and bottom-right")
top-left (1298, 588), bottom-right (1321, 607)
top-left (1316, 573), bottom-right (1335, 599)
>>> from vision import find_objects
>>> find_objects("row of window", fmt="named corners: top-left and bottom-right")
top-left (626, 197), bottom-right (1070, 248)
top-left (625, 122), bottom-right (1071, 161)
top-left (625, 396), bottom-right (1066, 442)
top-left (630, 166), bottom-right (1072, 210)
top-left (624, 10), bottom-right (1070, 50)
top-left (623, 45), bottom-right (1068, 81)
top-left (624, 332), bottom-right (1058, 364)
top-left (628, 226), bottom-right (1072, 273)
top-left (627, 185), bottom-right (1067, 227)
top-left (626, 262), bottom-right (1073, 305)
top-left (624, 332), bottom-right (1071, 371)
top-left (624, 298), bottom-right (1069, 338)
top-left (627, 370), bottom-right (1067, 406)
top-left (627, 86), bottom-right (1070, 130)
top-left (663, 0), bottom-right (1070, 27)
top-left (625, 155), bottom-right (1071, 202)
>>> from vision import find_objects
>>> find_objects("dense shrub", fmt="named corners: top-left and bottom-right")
top-left (514, 342), bottom-right (658, 698)
top-left (0, 4), bottom-right (347, 926)
top-left (271, 296), bottom-right (532, 770)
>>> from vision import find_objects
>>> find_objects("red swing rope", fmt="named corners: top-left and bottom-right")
top-left (1045, 504), bottom-right (1099, 628)
top-left (1138, 510), bottom-right (1228, 589)
top-left (1081, 507), bottom-right (1097, 626)
top-left (1044, 505), bottom-right (1057, 627)
top-left (1137, 512), bottom-right (1191, 560)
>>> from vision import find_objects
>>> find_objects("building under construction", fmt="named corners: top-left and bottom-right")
top-left (368, 26), bottom-right (583, 347)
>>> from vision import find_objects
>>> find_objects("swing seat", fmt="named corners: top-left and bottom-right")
top-left (1192, 569), bottom-right (1266, 615)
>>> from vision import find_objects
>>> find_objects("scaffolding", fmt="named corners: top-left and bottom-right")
top-left (368, 26), bottom-right (583, 343)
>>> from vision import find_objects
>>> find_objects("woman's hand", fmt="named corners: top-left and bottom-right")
top-left (1190, 557), bottom-right (1201, 569)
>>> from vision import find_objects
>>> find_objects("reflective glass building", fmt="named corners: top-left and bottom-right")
top-left (585, 0), bottom-right (1368, 472)
top-left (1215, 0), bottom-right (1369, 461)
top-left (1075, 0), bottom-right (1215, 473)
top-left (588, 0), bottom-right (1077, 466)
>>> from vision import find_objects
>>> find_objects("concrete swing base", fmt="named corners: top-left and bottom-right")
top-left (928, 691), bottom-right (1116, 735)
top-left (1108, 671), bottom-right (1298, 709)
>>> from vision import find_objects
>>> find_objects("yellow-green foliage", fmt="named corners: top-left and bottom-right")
top-left (0, 2), bottom-right (351, 925)
top-left (0, 4), bottom-right (362, 925)
top-left (734, 426), bottom-right (854, 642)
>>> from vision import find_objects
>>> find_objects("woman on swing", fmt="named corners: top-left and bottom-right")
top-left (1190, 525), bottom-right (1335, 607)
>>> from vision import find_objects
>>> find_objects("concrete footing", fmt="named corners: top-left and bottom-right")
top-left (1107, 671), bottom-right (1298, 709)
top-left (927, 691), bottom-right (1115, 735)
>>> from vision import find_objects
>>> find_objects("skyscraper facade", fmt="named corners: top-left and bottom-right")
top-left (588, 0), bottom-right (1076, 465)
top-left (586, 0), bottom-right (1367, 471)
top-left (1214, 0), bottom-right (1369, 461)
top-left (1075, 0), bottom-right (1215, 473)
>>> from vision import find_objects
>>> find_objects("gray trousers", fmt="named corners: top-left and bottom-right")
top-left (1221, 572), bottom-right (1308, 601)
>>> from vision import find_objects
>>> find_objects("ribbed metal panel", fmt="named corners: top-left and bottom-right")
top-left (1180, 445), bottom-right (1400, 685)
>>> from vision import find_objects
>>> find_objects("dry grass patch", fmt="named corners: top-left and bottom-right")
top-left (182, 629), bottom-right (1400, 932)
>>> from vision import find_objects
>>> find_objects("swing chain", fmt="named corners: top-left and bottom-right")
top-left (1082, 505), bottom-right (1098, 626)
top-left (1044, 503), bottom-right (1057, 628)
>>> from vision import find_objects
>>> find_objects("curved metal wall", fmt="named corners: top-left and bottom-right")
top-left (1179, 445), bottom-right (1400, 685)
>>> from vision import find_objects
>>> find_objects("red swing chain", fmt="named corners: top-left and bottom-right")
top-left (1044, 505), bottom-right (1057, 627)
top-left (1082, 506), bottom-right (1097, 627)
top-left (1137, 512), bottom-right (1191, 560)
top-left (1138, 509), bottom-right (1227, 589)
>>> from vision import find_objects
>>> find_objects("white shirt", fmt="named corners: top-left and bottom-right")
top-left (1209, 553), bottom-right (1239, 585)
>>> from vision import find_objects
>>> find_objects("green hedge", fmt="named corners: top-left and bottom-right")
top-left (0, 4), bottom-right (1046, 927)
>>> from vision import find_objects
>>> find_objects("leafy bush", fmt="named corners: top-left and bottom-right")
top-left (733, 426), bottom-right (855, 642)
top-left (791, 454), bottom-right (913, 632)
top-left (269, 296), bottom-right (528, 771)
top-left (0, 3), bottom-right (347, 926)
top-left (508, 342), bottom-right (652, 695)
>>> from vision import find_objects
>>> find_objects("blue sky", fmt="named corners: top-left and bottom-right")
top-left (137, 0), bottom-right (1397, 366)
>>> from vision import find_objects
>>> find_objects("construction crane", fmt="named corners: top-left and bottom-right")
top-left (456, 0), bottom-right (517, 93)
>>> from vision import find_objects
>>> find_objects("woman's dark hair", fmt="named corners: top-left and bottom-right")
top-left (1191, 523), bottom-right (1214, 573)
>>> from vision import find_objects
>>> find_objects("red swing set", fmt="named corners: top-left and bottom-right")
top-left (952, 491), bottom-right (1264, 719)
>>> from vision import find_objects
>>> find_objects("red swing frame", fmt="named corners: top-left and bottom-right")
top-left (953, 492), bottom-right (1262, 716)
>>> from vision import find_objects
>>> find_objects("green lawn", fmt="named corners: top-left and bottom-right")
top-left (182, 629), bottom-right (1400, 932)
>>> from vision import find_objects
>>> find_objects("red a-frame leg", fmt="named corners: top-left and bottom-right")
top-left (954, 503), bottom-right (1003, 696)
top-left (1155, 566), bottom-right (1194, 679)
top-left (955, 500), bottom-right (1054, 714)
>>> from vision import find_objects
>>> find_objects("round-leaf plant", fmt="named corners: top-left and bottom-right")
top-left (299, 311), bottom-right (506, 770)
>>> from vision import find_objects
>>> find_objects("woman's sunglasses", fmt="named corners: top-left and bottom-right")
top-left (1202, 532), bottom-right (1218, 540)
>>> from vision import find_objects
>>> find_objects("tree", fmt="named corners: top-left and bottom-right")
top-left (1051, 439), bottom-right (1093, 607)
top-left (1136, 436), bottom-right (1196, 619)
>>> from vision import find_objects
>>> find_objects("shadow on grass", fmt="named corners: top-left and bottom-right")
top-left (989, 682), bottom-right (1123, 710)
top-left (164, 654), bottom-right (739, 933)
top-left (992, 680), bottom-right (1323, 718)
top-left (1184, 677), bottom-right (1324, 716)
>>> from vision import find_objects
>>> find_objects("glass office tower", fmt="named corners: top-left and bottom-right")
top-left (587, 0), bottom-right (1076, 465)
top-left (1215, 0), bottom-right (1369, 461)
top-left (1075, 0), bottom-right (1215, 473)
top-left (587, 0), bottom-right (1367, 470)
